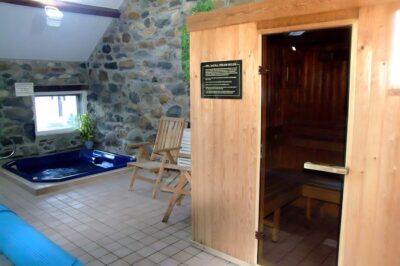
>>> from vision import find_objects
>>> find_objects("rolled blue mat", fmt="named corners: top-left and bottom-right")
top-left (0, 204), bottom-right (83, 266)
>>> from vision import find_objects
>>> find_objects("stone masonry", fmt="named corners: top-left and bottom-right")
top-left (86, 0), bottom-right (197, 154)
top-left (0, 60), bottom-right (88, 158)
top-left (0, 0), bottom-right (256, 158)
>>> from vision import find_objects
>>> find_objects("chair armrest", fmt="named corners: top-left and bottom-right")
top-left (178, 153), bottom-right (191, 159)
top-left (154, 147), bottom-right (182, 153)
top-left (129, 142), bottom-right (152, 149)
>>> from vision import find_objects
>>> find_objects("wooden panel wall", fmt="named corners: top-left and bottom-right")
top-left (187, 0), bottom-right (399, 32)
top-left (190, 23), bottom-right (261, 264)
top-left (339, 3), bottom-right (400, 265)
top-left (265, 29), bottom-right (350, 170)
top-left (189, 1), bottom-right (400, 265)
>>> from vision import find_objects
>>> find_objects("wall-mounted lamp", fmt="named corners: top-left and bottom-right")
top-left (391, 10), bottom-right (400, 89)
top-left (291, 46), bottom-right (297, 52)
top-left (45, 6), bottom-right (63, 27)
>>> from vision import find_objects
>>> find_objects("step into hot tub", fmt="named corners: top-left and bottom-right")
top-left (2, 149), bottom-right (134, 183)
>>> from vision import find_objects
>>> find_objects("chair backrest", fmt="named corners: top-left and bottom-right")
top-left (151, 116), bottom-right (186, 160)
top-left (177, 128), bottom-right (191, 167)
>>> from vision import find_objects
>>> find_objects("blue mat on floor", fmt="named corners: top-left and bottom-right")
top-left (0, 204), bottom-right (83, 266)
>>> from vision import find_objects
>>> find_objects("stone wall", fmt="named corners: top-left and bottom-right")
top-left (0, 60), bottom-right (88, 158)
top-left (86, 0), bottom-right (258, 154)
top-left (0, 0), bottom-right (261, 158)
top-left (86, 0), bottom-right (198, 154)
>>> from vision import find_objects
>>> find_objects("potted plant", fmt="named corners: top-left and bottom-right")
top-left (77, 113), bottom-right (96, 149)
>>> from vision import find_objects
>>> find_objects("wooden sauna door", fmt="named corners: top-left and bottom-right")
top-left (259, 27), bottom-right (352, 265)
top-left (190, 23), bottom-right (261, 264)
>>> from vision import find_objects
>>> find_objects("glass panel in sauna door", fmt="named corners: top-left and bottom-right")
top-left (258, 27), bottom-right (352, 266)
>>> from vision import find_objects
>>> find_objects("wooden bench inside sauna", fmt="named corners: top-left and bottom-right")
top-left (263, 169), bottom-right (343, 242)
top-left (261, 124), bottom-right (346, 242)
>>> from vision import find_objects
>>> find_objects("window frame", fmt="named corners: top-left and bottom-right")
top-left (391, 9), bottom-right (400, 89)
top-left (33, 90), bottom-right (87, 136)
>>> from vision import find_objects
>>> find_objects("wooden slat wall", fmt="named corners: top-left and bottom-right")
top-left (339, 3), bottom-right (400, 265)
top-left (190, 23), bottom-right (261, 264)
top-left (265, 30), bottom-right (350, 170)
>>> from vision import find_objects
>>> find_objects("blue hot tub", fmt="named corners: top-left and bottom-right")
top-left (2, 149), bottom-right (134, 183)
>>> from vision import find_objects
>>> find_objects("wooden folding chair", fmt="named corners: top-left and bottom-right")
top-left (162, 166), bottom-right (191, 223)
top-left (127, 116), bottom-right (186, 199)
top-left (162, 128), bottom-right (192, 223)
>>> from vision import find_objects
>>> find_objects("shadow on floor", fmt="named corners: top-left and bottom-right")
top-left (260, 205), bottom-right (338, 266)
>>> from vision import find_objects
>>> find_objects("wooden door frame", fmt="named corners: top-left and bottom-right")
top-left (257, 16), bottom-right (358, 265)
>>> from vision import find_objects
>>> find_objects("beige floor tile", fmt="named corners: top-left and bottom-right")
top-left (122, 252), bottom-right (144, 264)
top-left (160, 245), bottom-right (181, 257)
top-left (104, 242), bottom-right (123, 252)
top-left (148, 251), bottom-right (168, 263)
top-left (86, 259), bottom-right (105, 266)
top-left (99, 253), bottom-right (118, 264)
top-left (0, 172), bottom-right (239, 266)
top-left (185, 256), bottom-right (206, 266)
top-left (196, 251), bottom-right (215, 261)
top-left (78, 253), bottom-right (95, 264)
top-left (113, 247), bottom-right (133, 258)
top-left (137, 246), bottom-right (157, 257)
top-left (150, 240), bottom-right (169, 251)
top-left (173, 240), bottom-right (191, 250)
top-left (109, 259), bottom-right (130, 266)
top-left (172, 250), bottom-right (193, 263)
top-left (88, 247), bottom-right (109, 258)
top-left (159, 257), bottom-right (180, 266)
top-left (135, 258), bottom-right (157, 266)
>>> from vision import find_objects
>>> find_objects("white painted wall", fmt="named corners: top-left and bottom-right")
top-left (0, 2), bottom-right (118, 61)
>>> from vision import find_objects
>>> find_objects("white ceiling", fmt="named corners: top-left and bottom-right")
top-left (61, 0), bottom-right (125, 9)
top-left (0, 1), bottom-right (123, 62)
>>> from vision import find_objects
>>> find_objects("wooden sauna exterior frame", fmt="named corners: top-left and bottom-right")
top-left (188, 1), bottom-right (400, 265)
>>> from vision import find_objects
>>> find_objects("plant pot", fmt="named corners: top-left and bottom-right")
top-left (84, 141), bottom-right (94, 149)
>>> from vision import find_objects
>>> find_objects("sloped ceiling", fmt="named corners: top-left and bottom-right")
top-left (0, 0), bottom-right (124, 62)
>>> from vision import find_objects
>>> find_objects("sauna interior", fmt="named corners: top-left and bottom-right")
top-left (259, 27), bottom-right (351, 265)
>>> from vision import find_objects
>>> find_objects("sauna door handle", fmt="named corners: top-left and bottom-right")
top-left (304, 162), bottom-right (349, 175)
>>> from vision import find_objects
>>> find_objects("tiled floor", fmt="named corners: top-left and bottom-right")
top-left (0, 170), bottom-right (237, 266)
top-left (261, 205), bottom-right (339, 266)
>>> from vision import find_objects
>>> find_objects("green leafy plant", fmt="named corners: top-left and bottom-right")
top-left (191, 0), bottom-right (214, 13)
top-left (181, 0), bottom-right (214, 83)
top-left (77, 113), bottom-right (96, 142)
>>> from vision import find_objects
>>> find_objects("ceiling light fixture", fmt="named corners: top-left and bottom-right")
top-left (45, 6), bottom-right (63, 27)
top-left (289, 31), bottom-right (306, 36)
top-left (292, 46), bottom-right (297, 51)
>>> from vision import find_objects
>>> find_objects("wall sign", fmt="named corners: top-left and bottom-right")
top-left (201, 60), bottom-right (242, 99)
top-left (15, 83), bottom-right (34, 97)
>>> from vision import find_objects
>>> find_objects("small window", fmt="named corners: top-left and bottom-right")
top-left (33, 91), bottom-right (87, 136)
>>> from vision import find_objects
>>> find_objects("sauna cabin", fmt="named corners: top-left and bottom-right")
top-left (188, 0), bottom-right (400, 265)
